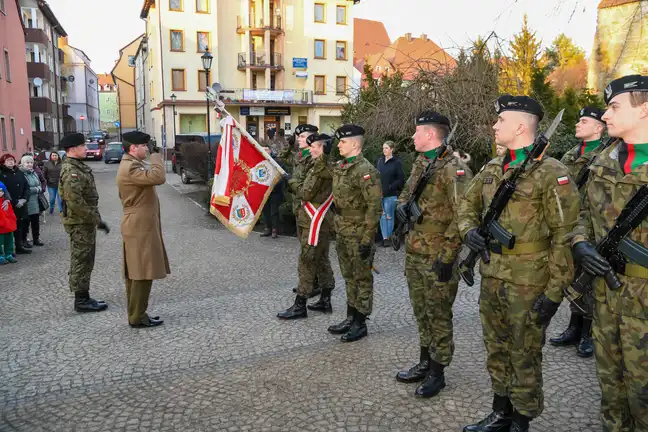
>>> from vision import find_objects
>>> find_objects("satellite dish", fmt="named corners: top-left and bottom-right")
top-left (89, 79), bottom-right (95, 84)
top-left (33, 77), bottom-right (43, 87)
top-left (68, 75), bottom-right (75, 82)
top-left (211, 82), bottom-right (222, 94)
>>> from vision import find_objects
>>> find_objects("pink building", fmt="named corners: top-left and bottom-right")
top-left (0, 0), bottom-right (33, 157)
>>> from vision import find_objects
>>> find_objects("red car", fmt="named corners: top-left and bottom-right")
top-left (85, 142), bottom-right (104, 160)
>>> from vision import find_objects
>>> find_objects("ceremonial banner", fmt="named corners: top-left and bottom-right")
top-left (210, 116), bottom-right (286, 238)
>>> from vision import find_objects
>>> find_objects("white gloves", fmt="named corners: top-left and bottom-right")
top-left (16, 199), bottom-right (26, 208)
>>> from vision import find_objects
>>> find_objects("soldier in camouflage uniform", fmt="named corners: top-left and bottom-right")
top-left (569, 75), bottom-right (648, 432)
top-left (458, 96), bottom-right (580, 432)
top-left (277, 133), bottom-right (335, 319)
top-left (58, 133), bottom-right (110, 313)
top-left (394, 111), bottom-right (473, 398)
top-left (327, 124), bottom-right (382, 342)
top-left (549, 106), bottom-right (608, 358)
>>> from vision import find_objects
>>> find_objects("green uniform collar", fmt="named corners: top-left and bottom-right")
top-left (301, 149), bottom-right (310, 159)
top-left (620, 142), bottom-right (648, 174)
top-left (345, 156), bottom-right (357, 163)
top-left (580, 139), bottom-right (601, 155)
top-left (503, 144), bottom-right (533, 171)
top-left (423, 149), bottom-right (438, 160)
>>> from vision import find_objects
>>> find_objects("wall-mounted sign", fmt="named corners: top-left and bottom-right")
top-left (292, 57), bottom-right (307, 69)
top-left (285, 123), bottom-right (291, 131)
top-left (295, 71), bottom-right (308, 79)
top-left (240, 106), bottom-right (265, 116)
top-left (265, 107), bottom-right (291, 116)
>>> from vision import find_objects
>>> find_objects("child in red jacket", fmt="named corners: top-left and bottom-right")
top-left (0, 181), bottom-right (17, 264)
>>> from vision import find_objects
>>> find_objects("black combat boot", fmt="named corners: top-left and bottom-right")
top-left (307, 288), bottom-right (332, 313)
top-left (549, 313), bottom-right (582, 346)
top-left (577, 317), bottom-right (594, 358)
top-left (15, 238), bottom-right (32, 254)
top-left (463, 394), bottom-right (513, 432)
top-left (341, 310), bottom-right (367, 342)
top-left (414, 359), bottom-right (446, 397)
top-left (396, 346), bottom-right (430, 383)
top-left (510, 411), bottom-right (531, 432)
top-left (74, 292), bottom-right (108, 313)
top-left (260, 228), bottom-right (272, 237)
top-left (328, 305), bottom-right (355, 334)
top-left (277, 295), bottom-right (308, 320)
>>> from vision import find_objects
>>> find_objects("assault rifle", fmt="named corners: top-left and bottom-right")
top-left (571, 184), bottom-right (648, 295)
top-left (458, 110), bottom-right (565, 287)
top-left (574, 137), bottom-right (617, 189)
top-left (391, 123), bottom-right (458, 251)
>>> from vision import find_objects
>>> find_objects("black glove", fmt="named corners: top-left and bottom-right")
top-left (573, 241), bottom-right (611, 276)
top-left (465, 228), bottom-right (487, 253)
top-left (97, 220), bottom-right (110, 234)
top-left (532, 293), bottom-right (561, 326)
top-left (359, 243), bottom-right (371, 260)
top-left (432, 258), bottom-right (455, 283)
top-left (395, 203), bottom-right (409, 224)
top-left (282, 172), bottom-right (292, 181)
top-left (148, 143), bottom-right (160, 154)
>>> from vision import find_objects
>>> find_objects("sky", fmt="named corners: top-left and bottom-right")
top-left (44, 0), bottom-right (599, 74)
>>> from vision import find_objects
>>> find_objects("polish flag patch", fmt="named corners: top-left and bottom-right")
top-left (363, 174), bottom-right (371, 180)
top-left (557, 176), bottom-right (570, 185)
top-left (456, 169), bottom-right (465, 176)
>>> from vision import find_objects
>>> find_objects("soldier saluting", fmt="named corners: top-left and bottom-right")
top-left (549, 106), bottom-right (607, 358)
top-left (394, 111), bottom-right (473, 399)
top-left (327, 125), bottom-right (382, 342)
top-left (569, 75), bottom-right (648, 431)
top-left (58, 132), bottom-right (110, 312)
top-left (458, 96), bottom-right (580, 432)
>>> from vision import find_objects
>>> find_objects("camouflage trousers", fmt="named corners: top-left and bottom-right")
top-left (479, 277), bottom-right (546, 418)
top-left (296, 227), bottom-right (334, 297)
top-left (336, 234), bottom-right (375, 316)
top-left (405, 252), bottom-right (459, 366)
top-left (64, 224), bottom-right (96, 293)
top-left (593, 294), bottom-right (648, 432)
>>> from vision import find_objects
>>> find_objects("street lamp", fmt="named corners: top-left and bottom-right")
top-left (201, 48), bottom-right (213, 199)
top-left (170, 93), bottom-right (177, 174)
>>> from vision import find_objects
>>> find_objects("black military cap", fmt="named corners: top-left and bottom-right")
top-left (604, 74), bottom-right (648, 104)
top-left (334, 124), bottom-right (365, 140)
top-left (294, 124), bottom-right (318, 136)
top-left (60, 133), bottom-right (86, 150)
top-left (122, 131), bottom-right (151, 144)
top-left (494, 94), bottom-right (544, 121)
top-left (415, 110), bottom-right (450, 127)
top-left (579, 106), bottom-right (605, 123)
top-left (307, 133), bottom-right (333, 154)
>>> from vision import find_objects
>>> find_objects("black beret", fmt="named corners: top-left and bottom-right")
top-left (122, 131), bottom-right (151, 145)
top-left (415, 110), bottom-right (450, 127)
top-left (579, 106), bottom-right (605, 123)
top-left (604, 75), bottom-right (648, 104)
top-left (334, 124), bottom-right (365, 140)
top-left (294, 124), bottom-right (318, 136)
top-left (494, 94), bottom-right (544, 121)
top-left (306, 133), bottom-right (332, 146)
top-left (60, 133), bottom-right (86, 150)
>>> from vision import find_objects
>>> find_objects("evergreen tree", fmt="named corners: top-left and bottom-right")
top-left (500, 14), bottom-right (542, 95)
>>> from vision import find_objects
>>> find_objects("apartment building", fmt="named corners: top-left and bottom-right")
top-left (59, 37), bottom-right (100, 135)
top-left (97, 73), bottom-right (119, 134)
top-left (0, 0), bottom-right (33, 156)
top-left (112, 35), bottom-right (144, 138)
top-left (139, 0), bottom-right (358, 147)
top-left (134, 37), bottom-right (151, 134)
top-left (19, 0), bottom-right (67, 149)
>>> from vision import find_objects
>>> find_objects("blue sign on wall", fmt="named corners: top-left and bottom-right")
top-left (114, 121), bottom-right (120, 127)
top-left (292, 58), bottom-right (307, 69)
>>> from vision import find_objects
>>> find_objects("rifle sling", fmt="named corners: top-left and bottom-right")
top-left (621, 263), bottom-right (648, 279)
top-left (412, 221), bottom-right (447, 234)
top-left (489, 239), bottom-right (550, 255)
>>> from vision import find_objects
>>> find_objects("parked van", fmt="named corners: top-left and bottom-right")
top-left (174, 133), bottom-right (222, 184)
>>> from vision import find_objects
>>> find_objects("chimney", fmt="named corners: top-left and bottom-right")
top-left (405, 33), bottom-right (412, 42)
top-left (421, 34), bottom-right (428, 42)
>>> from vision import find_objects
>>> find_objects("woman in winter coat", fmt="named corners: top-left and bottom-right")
top-left (375, 141), bottom-right (405, 247)
top-left (0, 154), bottom-right (31, 254)
top-left (18, 155), bottom-right (44, 247)
top-left (43, 151), bottom-right (63, 214)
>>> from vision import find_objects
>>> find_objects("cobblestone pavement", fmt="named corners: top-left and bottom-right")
top-left (0, 162), bottom-right (601, 431)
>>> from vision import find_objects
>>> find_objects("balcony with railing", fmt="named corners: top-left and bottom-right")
top-left (27, 62), bottom-right (51, 80)
top-left (219, 88), bottom-right (313, 105)
top-left (237, 52), bottom-right (283, 71)
top-left (30, 97), bottom-right (53, 114)
top-left (24, 28), bottom-right (49, 45)
top-left (236, 14), bottom-right (283, 36)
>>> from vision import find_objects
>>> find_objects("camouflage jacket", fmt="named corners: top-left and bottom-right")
top-left (458, 155), bottom-right (580, 302)
top-left (296, 156), bottom-right (334, 231)
top-left (331, 153), bottom-right (382, 244)
top-left (59, 157), bottom-right (101, 226)
top-left (561, 142), bottom-right (606, 193)
top-left (287, 152), bottom-right (316, 215)
top-left (399, 146), bottom-right (473, 263)
top-left (570, 142), bottom-right (648, 318)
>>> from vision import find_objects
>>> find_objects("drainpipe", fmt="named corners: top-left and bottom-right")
top-left (156, 8), bottom-right (167, 149)
top-left (51, 25), bottom-right (62, 148)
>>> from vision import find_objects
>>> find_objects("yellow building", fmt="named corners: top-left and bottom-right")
top-left (139, 0), bottom-right (358, 147)
top-left (112, 34), bottom-right (145, 136)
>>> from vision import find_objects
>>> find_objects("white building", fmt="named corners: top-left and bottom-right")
top-left (134, 37), bottom-right (151, 134)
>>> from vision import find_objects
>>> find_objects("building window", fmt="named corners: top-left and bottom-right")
top-left (10, 118), bottom-right (16, 150)
top-left (336, 76), bottom-right (346, 95)
top-left (336, 5), bottom-right (346, 24)
top-left (197, 31), bottom-right (210, 52)
top-left (172, 69), bottom-right (186, 91)
top-left (169, 0), bottom-right (182, 11)
top-left (314, 75), bottom-right (325, 95)
top-left (4, 49), bottom-right (10, 82)
top-left (170, 30), bottom-right (184, 52)
top-left (128, 55), bottom-right (136, 67)
top-left (196, 0), bottom-right (208, 13)
top-left (336, 41), bottom-right (347, 60)
top-left (314, 3), bottom-right (325, 23)
top-left (0, 117), bottom-right (6, 151)
top-left (314, 40), bottom-right (326, 59)
top-left (198, 70), bottom-right (207, 91)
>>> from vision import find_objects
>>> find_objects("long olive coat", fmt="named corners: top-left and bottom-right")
top-left (116, 153), bottom-right (170, 280)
